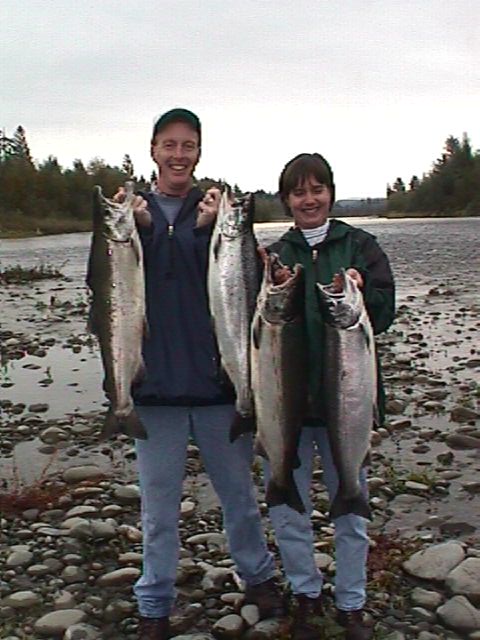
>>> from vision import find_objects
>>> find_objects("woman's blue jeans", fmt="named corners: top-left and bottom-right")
top-left (133, 404), bottom-right (276, 618)
top-left (264, 426), bottom-right (369, 611)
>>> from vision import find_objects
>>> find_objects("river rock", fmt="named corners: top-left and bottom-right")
top-left (244, 618), bottom-right (286, 639)
top-left (437, 596), bottom-right (480, 632)
top-left (403, 542), bottom-right (465, 581)
top-left (212, 613), bottom-right (245, 638)
top-left (113, 484), bottom-right (141, 504)
top-left (63, 466), bottom-right (103, 483)
top-left (3, 590), bottom-right (41, 608)
top-left (63, 624), bottom-right (102, 640)
top-left (450, 406), bottom-right (479, 423)
top-left (411, 586), bottom-right (444, 609)
top-left (6, 550), bottom-right (34, 568)
top-left (446, 558), bottom-right (480, 605)
top-left (39, 426), bottom-right (69, 444)
top-left (34, 609), bottom-right (87, 637)
top-left (96, 567), bottom-right (140, 587)
top-left (445, 434), bottom-right (480, 450)
top-left (240, 604), bottom-right (260, 626)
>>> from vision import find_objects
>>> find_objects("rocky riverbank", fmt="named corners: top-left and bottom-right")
top-left (1, 219), bottom-right (479, 638)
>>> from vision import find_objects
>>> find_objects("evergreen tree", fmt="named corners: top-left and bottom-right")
top-left (12, 126), bottom-right (33, 163)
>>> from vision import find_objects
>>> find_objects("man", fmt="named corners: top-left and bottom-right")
top-left (263, 152), bottom-right (395, 640)
top-left (128, 109), bottom-right (284, 640)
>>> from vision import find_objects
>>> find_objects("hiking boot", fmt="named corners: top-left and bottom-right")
top-left (336, 609), bottom-right (374, 640)
top-left (138, 616), bottom-right (170, 640)
top-left (290, 595), bottom-right (324, 640)
top-left (244, 577), bottom-right (287, 619)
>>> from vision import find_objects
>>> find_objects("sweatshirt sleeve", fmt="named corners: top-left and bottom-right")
top-left (353, 232), bottom-right (395, 335)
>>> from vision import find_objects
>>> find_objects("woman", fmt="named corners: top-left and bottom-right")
top-left (265, 153), bottom-right (395, 640)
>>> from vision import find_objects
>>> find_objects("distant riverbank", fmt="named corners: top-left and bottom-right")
top-left (0, 210), bottom-right (477, 239)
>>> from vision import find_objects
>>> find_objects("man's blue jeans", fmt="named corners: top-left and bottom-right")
top-left (264, 426), bottom-right (369, 611)
top-left (133, 404), bottom-right (276, 618)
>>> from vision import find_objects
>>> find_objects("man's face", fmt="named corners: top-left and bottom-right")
top-left (285, 175), bottom-right (332, 229)
top-left (151, 121), bottom-right (200, 196)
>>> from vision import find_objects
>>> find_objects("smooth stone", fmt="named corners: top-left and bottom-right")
top-left (403, 542), bottom-right (465, 581)
top-left (34, 609), bottom-right (87, 636)
top-left (446, 558), bottom-right (480, 605)
top-left (437, 596), bottom-right (480, 632)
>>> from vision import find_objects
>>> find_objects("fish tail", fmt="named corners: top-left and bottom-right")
top-left (329, 492), bottom-right (371, 520)
top-left (265, 477), bottom-right (306, 514)
top-left (100, 409), bottom-right (148, 440)
top-left (121, 409), bottom-right (148, 440)
top-left (229, 412), bottom-right (255, 442)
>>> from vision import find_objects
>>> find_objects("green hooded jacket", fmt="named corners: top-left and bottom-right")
top-left (268, 219), bottom-right (395, 425)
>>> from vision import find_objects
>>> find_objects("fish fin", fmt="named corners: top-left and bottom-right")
top-left (143, 317), bottom-right (150, 340)
top-left (266, 477), bottom-right (305, 514)
top-left (292, 453), bottom-right (302, 469)
top-left (87, 305), bottom-right (98, 335)
top-left (99, 410), bottom-right (121, 440)
top-left (251, 314), bottom-right (262, 350)
top-left (329, 491), bottom-right (371, 521)
top-left (121, 409), bottom-right (148, 440)
top-left (254, 437), bottom-right (267, 458)
top-left (229, 412), bottom-right (255, 442)
top-left (360, 320), bottom-right (373, 351)
top-left (132, 359), bottom-right (147, 386)
top-left (213, 233), bottom-right (222, 260)
top-left (373, 403), bottom-right (380, 428)
top-left (100, 408), bottom-right (148, 440)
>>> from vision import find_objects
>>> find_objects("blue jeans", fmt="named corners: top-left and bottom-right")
top-left (133, 404), bottom-right (276, 618)
top-left (264, 426), bottom-right (369, 611)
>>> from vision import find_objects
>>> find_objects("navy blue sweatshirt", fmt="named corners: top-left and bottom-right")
top-left (132, 187), bottom-right (234, 406)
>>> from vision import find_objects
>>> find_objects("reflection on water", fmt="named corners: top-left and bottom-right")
top-left (1, 344), bottom-right (104, 418)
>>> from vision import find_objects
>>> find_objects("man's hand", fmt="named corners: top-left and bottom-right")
top-left (113, 186), bottom-right (152, 228)
top-left (197, 187), bottom-right (221, 228)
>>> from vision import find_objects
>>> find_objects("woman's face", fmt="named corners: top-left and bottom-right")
top-left (285, 175), bottom-right (332, 229)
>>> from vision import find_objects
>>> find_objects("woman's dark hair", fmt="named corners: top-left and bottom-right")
top-left (278, 153), bottom-right (335, 215)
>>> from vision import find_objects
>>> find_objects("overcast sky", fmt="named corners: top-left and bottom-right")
top-left (2, 0), bottom-right (479, 198)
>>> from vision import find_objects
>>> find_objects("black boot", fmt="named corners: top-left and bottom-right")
top-left (336, 609), bottom-right (374, 640)
top-left (244, 577), bottom-right (287, 619)
top-left (290, 595), bottom-right (324, 640)
top-left (138, 616), bottom-right (170, 640)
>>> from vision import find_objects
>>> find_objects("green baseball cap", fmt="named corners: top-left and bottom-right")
top-left (151, 108), bottom-right (201, 146)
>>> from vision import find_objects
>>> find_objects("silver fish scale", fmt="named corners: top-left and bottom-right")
top-left (324, 307), bottom-right (376, 500)
top-left (208, 194), bottom-right (258, 418)
top-left (88, 184), bottom-right (147, 439)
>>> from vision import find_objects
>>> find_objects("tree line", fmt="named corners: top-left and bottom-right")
top-left (0, 126), bottom-right (286, 235)
top-left (386, 134), bottom-right (480, 216)
top-left (1, 126), bottom-right (478, 236)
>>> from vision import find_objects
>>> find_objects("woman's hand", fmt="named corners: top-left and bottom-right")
top-left (332, 268), bottom-right (364, 292)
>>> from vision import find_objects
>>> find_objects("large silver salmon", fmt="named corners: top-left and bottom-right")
top-left (87, 182), bottom-right (148, 440)
top-left (251, 252), bottom-right (307, 514)
top-left (317, 269), bottom-right (377, 519)
top-left (208, 191), bottom-right (258, 441)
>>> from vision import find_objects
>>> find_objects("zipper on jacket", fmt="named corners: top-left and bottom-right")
top-left (165, 224), bottom-right (174, 277)
top-left (312, 248), bottom-right (318, 263)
